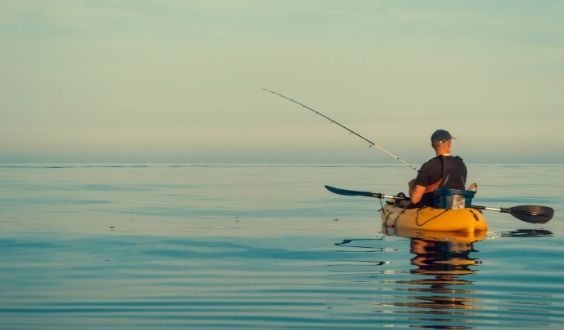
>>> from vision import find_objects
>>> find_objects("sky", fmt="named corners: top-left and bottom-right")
top-left (1, 0), bottom-right (563, 164)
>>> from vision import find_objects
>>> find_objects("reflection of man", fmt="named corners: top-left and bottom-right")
top-left (408, 238), bottom-right (479, 309)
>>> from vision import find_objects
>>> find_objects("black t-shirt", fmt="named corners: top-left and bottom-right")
top-left (414, 155), bottom-right (467, 206)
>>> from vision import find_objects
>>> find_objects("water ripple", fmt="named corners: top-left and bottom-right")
top-left (2, 164), bottom-right (563, 329)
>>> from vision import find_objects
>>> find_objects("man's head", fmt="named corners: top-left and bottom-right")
top-left (431, 129), bottom-right (453, 150)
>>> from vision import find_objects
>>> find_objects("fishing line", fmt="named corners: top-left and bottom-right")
top-left (263, 88), bottom-right (418, 172)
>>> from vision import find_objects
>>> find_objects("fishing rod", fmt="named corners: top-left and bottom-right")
top-left (263, 88), bottom-right (418, 172)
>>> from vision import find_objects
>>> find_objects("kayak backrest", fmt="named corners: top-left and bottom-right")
top-left (433, 189), bottom-right (476, 209)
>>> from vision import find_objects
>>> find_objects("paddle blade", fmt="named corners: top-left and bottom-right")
top-left (324, 185), bottom-right (382, 198)
top-left (509, 205), bottom-right (554, 224)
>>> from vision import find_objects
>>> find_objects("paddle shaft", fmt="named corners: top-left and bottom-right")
top-left (474, 206), bottom-right (510, 213)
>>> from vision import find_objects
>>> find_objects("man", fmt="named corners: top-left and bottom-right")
top-left (409, 129), bottom-right (469, 207)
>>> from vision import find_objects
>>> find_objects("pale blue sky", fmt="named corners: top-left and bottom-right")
top-left (1, 0), bottom-right (563, 164)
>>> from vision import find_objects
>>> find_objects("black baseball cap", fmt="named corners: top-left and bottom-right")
top-left (430, 129), bottom-right (454, 142)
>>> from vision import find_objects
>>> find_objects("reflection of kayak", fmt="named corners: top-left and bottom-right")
top-left (383, 225), bottom-right (487, 244)
top-left (381, 204), bottom-right (488, 234)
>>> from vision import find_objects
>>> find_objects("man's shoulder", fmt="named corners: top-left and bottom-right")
top-left (450, 155), bottom-right (465, 164)
top-left (433, 155), bottom-right (464, 162)
top-left (420, 155), bottom-right (465, 170)
top-left (419, 156), bottom-right (440, 173)
top-left (422, 156), bottom-right (441, 166)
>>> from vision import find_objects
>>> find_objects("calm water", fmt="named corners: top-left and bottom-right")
top-left (1, 164), bottom-right (563, 329)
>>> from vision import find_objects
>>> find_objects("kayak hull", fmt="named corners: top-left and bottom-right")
top-left (380, 204), bottom-right (488, 233)
top-left (383, 226), bottom-right (487, 243)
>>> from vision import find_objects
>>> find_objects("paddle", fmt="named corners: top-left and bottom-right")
top-left (324, 185), bottom-right (404, 200)
top-left (471, 205), bottom-right (554, 224)
top-left (324, 185), bottom-right (554, 224)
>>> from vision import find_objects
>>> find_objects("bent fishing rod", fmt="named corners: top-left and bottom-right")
top-left (263, 88), bottom-right (418, 172)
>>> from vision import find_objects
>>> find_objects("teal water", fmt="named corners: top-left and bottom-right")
top-left (1, 164), bottom-right (563, 329)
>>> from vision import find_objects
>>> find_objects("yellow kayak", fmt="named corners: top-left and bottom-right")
top-left (381, 204), bottom-right (488, 233)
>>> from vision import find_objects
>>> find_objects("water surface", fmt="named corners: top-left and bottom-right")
top-left (1, 164), bottom-right (563, 329)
